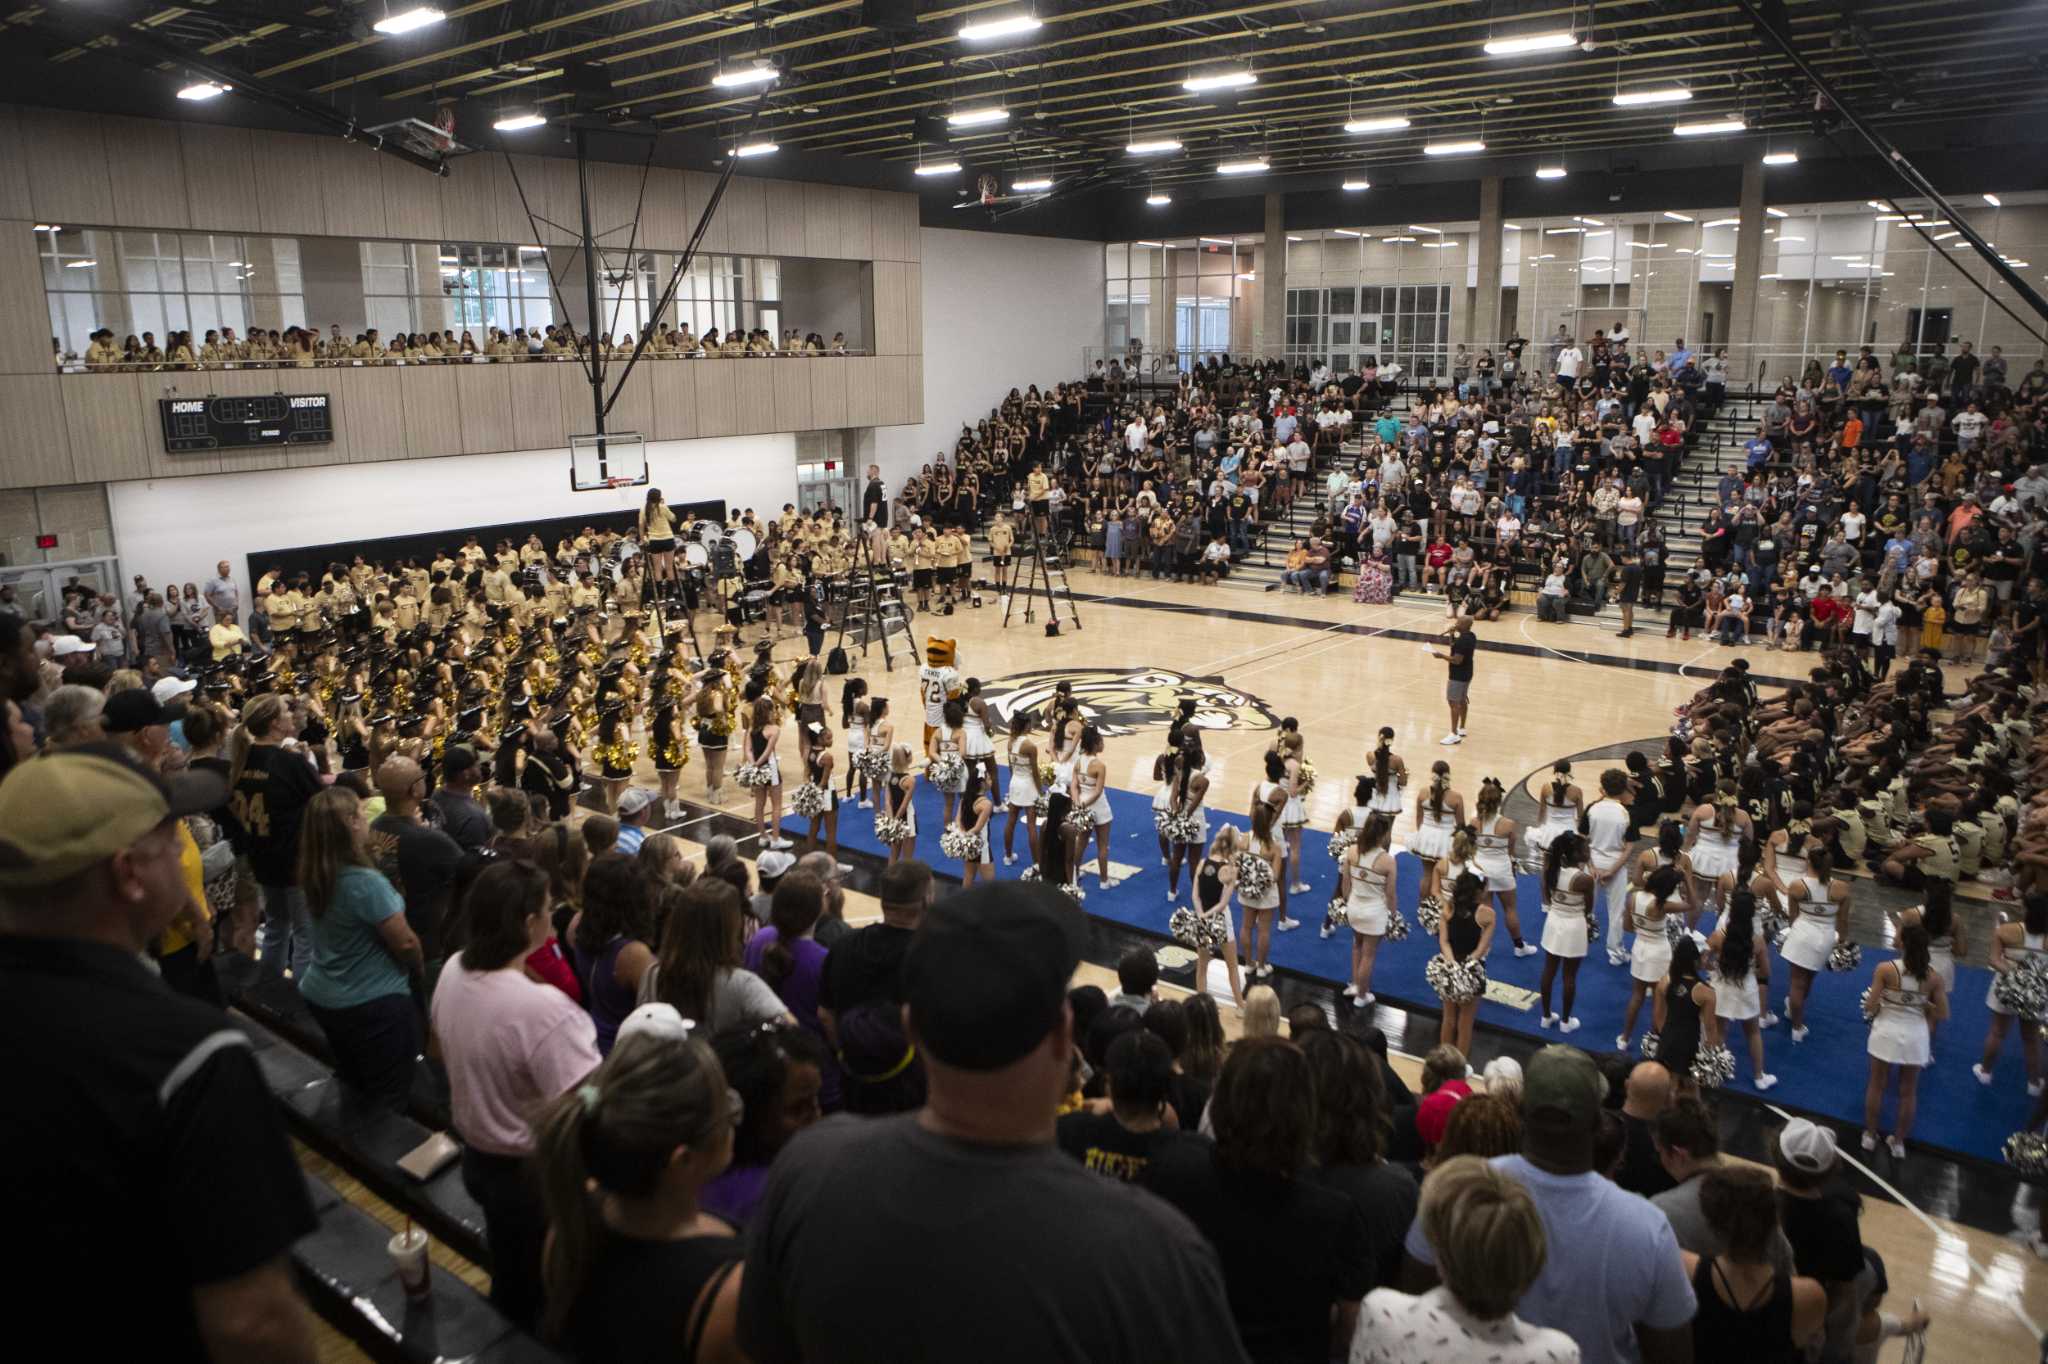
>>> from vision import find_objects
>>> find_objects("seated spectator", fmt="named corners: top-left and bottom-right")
top-left (1353, 1155), bottom-right (1579, 1364)
top-left (702, 1020), bottom-right (828, 1228)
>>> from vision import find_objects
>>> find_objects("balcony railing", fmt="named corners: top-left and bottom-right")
top-left (52, 346), bottom-right (872, 374)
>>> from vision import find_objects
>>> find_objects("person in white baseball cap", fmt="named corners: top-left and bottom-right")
top-left (152, 675), bottom-right (197, 706)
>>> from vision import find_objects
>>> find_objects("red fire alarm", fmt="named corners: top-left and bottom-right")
top-left (34, 534), bottom-right (57, 550)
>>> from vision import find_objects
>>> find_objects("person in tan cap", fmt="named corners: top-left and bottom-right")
top-left (0, 744), bottom-right (319, 1362)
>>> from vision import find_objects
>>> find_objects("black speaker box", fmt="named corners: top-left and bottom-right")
top-left (864, 0), bottom-right (918, 34)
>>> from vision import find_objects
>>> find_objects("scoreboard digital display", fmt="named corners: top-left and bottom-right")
top-left (159, 394), bottom-right (334, 453)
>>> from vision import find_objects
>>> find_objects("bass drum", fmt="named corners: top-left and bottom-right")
top-left (728, 527), bottom-right (759, 561)
top-left (684, 542), bottom-right (710, 568)
top-left (693, 520), bottom-right (725, 544)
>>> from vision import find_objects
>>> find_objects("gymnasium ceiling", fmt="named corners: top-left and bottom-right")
top-left (7, 0), bottom-right (2048, 221)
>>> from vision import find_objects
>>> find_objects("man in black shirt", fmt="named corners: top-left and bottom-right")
top-left (1429, 615), bottom-right (1477, 745)
top-left (1057, 1029), bottom-right (1186, 1182)
top-left (0, 746), bottom-right (319, 1363)
top-left (817, 858), bottom-right (932, 1034)
top-left (432, 743), bottom-right (492, 851)
top-left (1775, 1119), bottom-right (1872, 1363)
top-left (371, 755), bottom-right (465, 982)
top-left (862, 463), bottom-right (888, 527)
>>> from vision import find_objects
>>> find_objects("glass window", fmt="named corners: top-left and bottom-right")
top-left (1328, 287), bottom-right (1355, 314)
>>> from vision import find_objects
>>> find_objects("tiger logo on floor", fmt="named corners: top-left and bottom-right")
top-left (980, 668), bottom-right (1281, 738)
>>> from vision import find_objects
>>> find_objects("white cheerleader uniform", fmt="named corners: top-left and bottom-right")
top-left (1540, 871), bottom-right (1592, 958)
top-left (1713, 941), bottom-right (1762, 1022)
top-left (1367, 771), bottom-right (1406, 816)
top-left (1779, 879), bottom-right (1839, 973)
top-left (1282, 774), bottom-right (1308, 830)
top-left (931, 728), bottom-right (967, 792)
top-left (1172, 794), bottom-right (1210, 849)
top-left (1524, 796), bottom-right (1579, 861)
top-left (847, 720), bottom-right (868, 772)
top-left (951, 818), bottom-right (991, 863)
top-left (1412, 800), bottom-right (1459, 861)
top-left (1987, 931), bottom-right (2048, 1015)
top-left (1346, 853), bottom-right (1391, 935)
top-left (1239, 846), bottom-right (1281, 910)
top-left (1152, 775), bottom-right (1175, 816)
top-left (1772, 837), bottom-right (1812, 893)
top-left (1474, 816), bottom-right (1517, 893)
top-left (886, 782), bottom-right (918, 841)
top-left (1075, 764), bottom-right (1113, 826)
top-left (1629, 892), bottom-right (1675, 983)
top-left (1868, 971), bottom-right (1932, 1067)
top-left (1007, 739), bottom-right (1039, 809)
top-left (1689, 808), bottom-right (1743, 880)
top-left (1926, 929), bottom-right (1956, 994)
top-left (963, 707), bottom-right (996, 760)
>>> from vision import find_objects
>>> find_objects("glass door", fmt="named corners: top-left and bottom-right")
top-left (0, 556), bottom-right (121, 626)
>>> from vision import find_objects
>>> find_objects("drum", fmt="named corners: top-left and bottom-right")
top-left (617, 539), bottom-right (640, 562)
top-left (729, 527), bottom-right (759, 560)
top-left (693, 520), bottom-right (724, 544)
top-left (684, 542), bottom-right (709, 568)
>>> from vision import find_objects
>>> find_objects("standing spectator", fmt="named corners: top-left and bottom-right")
top-left (208, 609), bottom-right (247, 663)
top-left (817, 858), bottom-right (931, 1034)
top-left (739, 882), bottom-right (1248, 1363)
top-left (229, 694), bottom-right (321, 980)
top-left (0, 746), bottom-right (319, 1362)
top-left (1302, 1028), bottom-right (1420, 1293)
top-left (614, 786), bottom-right (655, 855)
top-left (1056, 1028), bottom-right (1188, 1182)
top-left (432, 744), bottom-right (492, 851)
top-left (1614, 1062), bottom-right (1678, 1196)
top-left (1651, 1097), bottom-right (1794, 1271)
top-left (1400, 1045), bottom-right (1695, 1364)
top-left (203, 560), bottom-right (240, 624)
top-left (369, 756), bottom-right (464, 987)
top-left (1682, 1166), bottom-right (1827, 1360)
top-left (1772, 1119), bottom-right (1871, 1364)
top-left (133, 591), bottom-right (177, 670)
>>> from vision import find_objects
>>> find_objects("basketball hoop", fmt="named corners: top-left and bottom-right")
top-left (978, 173), bottom-right (999, 207)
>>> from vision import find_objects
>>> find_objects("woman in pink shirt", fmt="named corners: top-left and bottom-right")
top-left (431, 860), bottom-right (600, 1331)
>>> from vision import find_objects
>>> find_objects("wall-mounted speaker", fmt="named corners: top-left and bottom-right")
top-left (863, 0), bottom-right (918, 35)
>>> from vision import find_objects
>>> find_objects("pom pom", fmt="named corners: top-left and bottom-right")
top-left (927, 752), bottom-right (967, 793)
top-left (1639, 1030), bottom-right (1660, 1060)
top-left (1323, 897), bottom-right (1348, 935)
top-left (1295, 759), bottom-right (1317, 796)
top-left (1019, 865), bottom-right (1085, 904)
top-left (789, 782), bottom-right (831, 818)
top-left (1383, 908), bottom-right (1410, 942)
top-left (873, 814), bottom-right (911, 843)
top-left (1826, 941), bottom-right (1863, 973)
top-left (939, 826), bottom-right (982, 861)
top-left (1161, 809), bottom-right (1205, 846)
top-left (1993, 961), bottom-right (2048, 1023)
top-left (1691, 1045), bottom-right (1736, 1089)
top-left (1065, 808), bottom-right (1096, 837)
top-left (1170, 906), bottom-right (1228, 951)
top-left (856, 748), bottom-right (893, 781)
top-left (1031, 792), bottom-right (1050, 817)
top-left (1326, 828), bottom-right (1358, 859)
top-left (2004, 1130), bottom-right (2048, 1176)
top-left (1416, 895), bottom-right (1443, 935)
top-left (1234, 851), bottom-right (1275, 900)
top-left (1426, 954), bottom-right (1486, 1002)
top-left (733, 761), bottom-right (779, 789)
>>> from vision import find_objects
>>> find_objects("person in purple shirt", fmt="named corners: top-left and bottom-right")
top-left (744, 870), bottom-right (840, 1105)
top-left (704, 1021), bottom-right (828, 1228)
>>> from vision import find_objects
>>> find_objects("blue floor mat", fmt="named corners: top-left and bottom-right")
top-left (786, 770), bottom-right (2034, 1165)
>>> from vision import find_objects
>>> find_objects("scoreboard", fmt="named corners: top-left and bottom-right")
top-left (159, 394), bottom-right (334, 452)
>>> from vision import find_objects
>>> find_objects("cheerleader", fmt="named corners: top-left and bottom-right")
top-left (1002, 708), bottom-right (1042, 867)
top-left (1343, 813), bottom-right (1397, 1009)
top-left (649, 690), bottom-right (689, 823)
top-left (1472, 777), bottom-right (1533, 955)
top-left (1522, 760), bottom-right (1584, 867)
top-left (1250, 752), bottom-right (1299, 930)
top-left (843, 688), bottom-right (870, 805)
top-left (1174, 826), bottom-right (1244, 1006)
top-left (1683, 778), bottom-right (1752, 924)
top-left (861, 696), bottom-right (896, 811)
top-left (945, 767), bottom-right (995, 885)
top-left (962, 677), bottom-right (999, 792)
top-left (1888, 878), bottom-right (1963, 1055)
top-left (791, 656), bottom-right (825, 766)
top-left (1652, 937), bottom-right (1719, 1096)
top-left (1431, 871), bottom-right (1493, 1054)
top-left (1164, 732), bottom-right (1212, 902)
top-left (1975, 893), bottom-right (2048, 1094)
top-left (1049, 697), bottom-right (1085, 795)
top-left (1540, 827), bottom-right (1597, 1032)
top-left (1778, 846), bottom-right (1851, 1043)
top-left (1864, 923), bottom-right (1947, 1158)
top-left (1068, 725), bottom-right (1117, 888)
top-left (1324, 776), bottom-right (1378, 940)
top-left (742, 697), bottom-right (790, 851)
top-left (1275, 720), bottom-right (1314, 896)
top-left (926, 698), bottom-right (970, 825)
top-left (1237, 801), bottom-right (1284, 980)
top-left (1761, 802), bottom-right (1824, 923)
top-left (792, 721), bottom-right (842, 864)
top-left (1632, 820), bottom-right (1703, 932)
top-left (1620, 865), bottom-right (1685, 1051)
top-left (878, 743), bottom-right (920, 866)
top-left (1151, 741), bottom-right (1182, 871)
top-left (1707, 889), bottom-right (1776, 1089)
top-left (1411, 760), bottom-right (1465, 911)
top-left (694, 667), bottom-right (731, 804)
top-left (594, 700), bottom-right (637, 814)
top-left (1364, 727), bottom-right (1408, 822)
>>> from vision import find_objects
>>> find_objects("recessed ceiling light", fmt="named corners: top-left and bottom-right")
top-left (1382, 235), bottom-right (1416, 243)
top-left (1286, 235), bottom-right (1302, 241)
top-left (1535, 166), bottom-right (1567, 179)
top-left (1663, 211), bottom-right (1694, 222)
top-left (437, 255), bottom-right (458, 263)
top-left (493, 111), bottom-right (545, 131)
top-left (1765, 208), bottom-right (1788, 218)
top-left (1762, 151), bottom-right (1798, 166)
top-left (1341, 178), bottom-right (1370, 191)
top-left (1216, 158), bottom-right (1268, 175)
top-left (1759, 272), bottom-right (1783, 279)
top-left (1574, 216), bottom-right (1605, 226)
top-left (372, 5), bottom-right (444, 35)
top-left (1483, 31), bottom-right (1575, 55)
top-left (1013, 177), bottom-right (1052, 191)
top-left (1126, 138), bottom-right (1183, 155)
top-left (1544, 227), bottom-right (1584, 235)
top-left (710, 61), bottom-right (779, 88)
top-left (732, 140), bottom-right (778, 157)
top-left (1145, 192), bottom-right (1172, 206)
top-left (1199, 237), bottom-right (1231, 245)
top-left (1408, 225), bottom-right (1442, 234)
top-left (947, 106), bottom-right (1009, 127)
top-left (1674, 118), bottom-right (1745, 136)
top-left (1612, 86), bottom-right (1691, 106)
top-left (958, 13), bottom-right (1043, 41)
top-left (1503, 223), bottom-right (1523, 231)
top-left (177, 80), bottom-right (231, 101)
top-left (913, 161), bottom-right (962, 176)
top-left (1183, 71), bottom-right (1257, 93)
top-left (33, 224), bottom-right (59, 232)
top-left (1929, 231), bottom-right (1957, 241)
top-left (64, 259), bottom-right (96, 268)
top-left (1983, 193), bottom-right (2002, 207)
top-left (1343, 115), bottom-right (1411, 133)
top-left (1703, 218), bottom-right (1740, 228)
top-left (1423, 140), bottom-right (1485, 156)
top-left (1865, 200), bottom-right (1896, 211)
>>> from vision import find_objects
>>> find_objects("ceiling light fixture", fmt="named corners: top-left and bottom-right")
top-left (1574, 216), bottom-right (1605, 226)
top-left (1237, 272), bottom-right (1256, 280)
top-left (1216, 158), bottom-right (1269, 174)
top-left (1343, 115), bottom-right (1411, 133)
top-left (1483, 30), bottom-right (1575, 55)
top-left (372, 5), bottom-right (444, 35)
top-left (1762, 150), bottom-right (1798, 166)
top-left (1136, 240), bottom-right (1165, 247)
top-left (1663, 211), bottom-right (1694, 222)
top-left (1183, 71), bottom-right (1257, 93)
top-left (1126, 138), bottom-right (1183, 155)
top-left (1012, 176), bottom-right (1052, 191)
top-left (1765, 207), bottom-right (1788, 218)
top-left (1776, 234), bottom-right (1805, 242)
top-left (493, 111), bottom-right (545, 131)
top-left (913, 160), bottom-right (962, 176)
top-left (947, 106), bottom-right (1009, 128)
top-left (33, 224), bottom-right (59, 232)
top-left (1333, 229), bottom-right (1364, 237)
top-left (1983, 193), bottom-right (2002, 207)
top-left (1930, 230), bottom-right (1958, 241)
top-left (958, 13), bottom-right (1043, 41)
top-left (1423, 139), bottom-right (1485, 156)
top-left (177, 80), bottom-right (231, 101)
top-left (1146, 192), bottom-right (1172, 206)
top-left (1545, 227), bottom-right (1583, 234)
top-left (64, 259), bottom-right (96, 268)
top-left (1535, 165), bottom-right (1567, 179)
top-left (1408, 225), bottom-right (1442, 234)
top-left (1612, 85), bottom-right (1692, 106)
top-left (1382, 234), bottom-right (1417, 243)
top-left (1342, 177), bottom-right (1370, 191)
top-left (1674, 118), bottom-right (1745, 136)
top-left (1703, 217), bottom-right (1740, 228)
top-left (711, 60), bottom-right (779, 88)
top-left (1199, 236), bottom-right (1231, 245)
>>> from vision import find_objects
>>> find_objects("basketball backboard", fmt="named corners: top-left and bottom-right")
top-left (570, 431), bottom-right (649, 491)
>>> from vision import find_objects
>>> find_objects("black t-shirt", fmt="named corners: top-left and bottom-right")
top-left (230, 743), bottom-right (323, 886)
top-left (818, 922), bottom-right (916, 1013)
top-left (369, 813), bottom-right (465, 959)
top-left (1446, 630), bottom-right (1475, 682)
top-left (1617, 1112), bottom-right (1678, 1196)
top-left (1055, 1111), bottom-right (1187, 1183)
top-left (0, 937), bottom-right (318, 1362)
top-left (1145, 1139), bottom-right (1371, 1364)
top-left (1780, 1186), bottom-right (1865, 1285)
top-left (1309, 1160), bottom-right (1419, 1293)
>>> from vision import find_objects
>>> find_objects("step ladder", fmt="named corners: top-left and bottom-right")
top-left (1003, 519), bottom-right (1083, 634)
top-left (833, 531), bottom-right (916, 669)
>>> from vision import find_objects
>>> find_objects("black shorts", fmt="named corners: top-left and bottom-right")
top-left (992, 554), bottom-right (1012, 568)
top-left (913, 568), bottom-right (934, 589)
top-left (646, 537), bottom-right (676, 554)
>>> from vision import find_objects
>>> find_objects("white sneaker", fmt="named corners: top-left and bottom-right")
top-left (1540, 1013), bottom-right (1558, 1029)
top-left (858, 798), bottom-right (873, 809)
top-left (1276, 917), bottom-right (1301, 932)
top-left (1616, 1033), bottom-right (1631, 1051)
top-left (1755, 1073), bottom-right (1778, 1091)
top-left (1973, 1063), bottom-right (1994, 1086)
top-left (1320, 923), bottom-right (1335, 939)
top-left (1290, 882), bottom-right (1312, 895)
top-left (1351, 992), bottom-right (1374, 1009)
top-left (1888, 1136), bottom-right (1907, 1160)
top-left (1342, 984), bottom-right (1359, 999)
top-left (1560, 1017), bottom-right (1582, 1033)
top-left (1439, 733), bottom-right (1463, 746)
top-left (1861, 1129), bottom-right (1879, 1152)
top-left (1514, 942), bottom-right (1540, 958)
top-left (1003, 853), bottom-right (1017, 866)
top-left (1166, 889), bottom-right (1178, 903)
top-left (1761, 1011), bottom-right (1781, 1028)
top-left (1101, 877), bottom-right (1121, 890)
top-left (1791, 1024), bottom-right (1810, 1043)
top-left (836, 862), bottom-right (853, 875)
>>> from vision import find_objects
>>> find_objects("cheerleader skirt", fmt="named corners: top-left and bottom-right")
top-left (1780, 915), bottom-right (1835, 973)
top-left (1689, 840), bottom-right (1740, 880)
top-left (1631, 928), bottom-right (1674, 983)
top-left (1867, 1015), bottom-right (1930, 1067)
top-left (1713, 971), bottom-right (1760, 1022)
top-left (1540, 907), bottom-right (1590, 959)
top-left (1008, 770), bottom-right (1040, 809)
top-left (1346, 890), bottom-right (1389, 936)
top-left (1475, 850), bottom-right (1516, 894)
top-left (1411, 822), bottom-right (1453, 861)
top-left (1282, 795), bottom-right (1308, 829)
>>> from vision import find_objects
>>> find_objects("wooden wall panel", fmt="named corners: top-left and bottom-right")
top-left (0, 376), bottom-right (74, 485)
top-left (401, 367), bottom-right (463, 459)
top-left (18, 108), bottom-right (114, 226)
top-left (870, 260), bottom-right (909, 356)
top-left (318, 138), bottom-right (388, 240)
top-left (0, 107), bottom-right (31, 220)
top-left (731, 361), bottom-right (776, 436)
top-left (683, 171), bottom-right (724, 254)
top-left (510, 359), bottom-right (565, 451)
top-left (556, 361), bottom-right (595, 440)
top-left (873, 355), bottom-right (915, 427)
top-left (609, 361), bottom-right (655, 441)
top-left (537, 157), bottom-right (582, 245)
top-left (63, 371), bottom-right (151, 482)
top-left (502, 155), bottom-right (557, 246)
top-left (639, 166), bottom-right (689, 251)
top-left (869, 189), bottom-right (917, 262)
top-left (903, 262), bottom-right (923, 354)
top-left (693, 363), bottom-right (738, 437)
top-left (809, 359), bottom-right (847, 429)
top-left (250, 134), bottom-right (327, 238)
top-left (0, 229), bottom-right (49, 375)
top-left (842, 356), bottom-right (880, 427)
top-left (176, 123), bottom-right (260, 232)
top-left (771, 362), bottom-right (813, 432)
top-left (102, 117), bottom-right (190, 232)
top-left (721, 176), bottom-right (767, 255)
top-left (589, 160), bottom-right (644, 244)
top-left (324, 367), bottom-right (400, 468)
top-left (455, 363), bottom-right (515, 455)
top-left (766, 179), bottom-right (807, 258)
top-left (650, 363), bottom-right (698, 441)
top-left (380, 155), bottom-right (442, 242)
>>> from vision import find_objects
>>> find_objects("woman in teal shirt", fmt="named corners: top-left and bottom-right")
top-left (298, 787), bottom-right (424, 1109)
